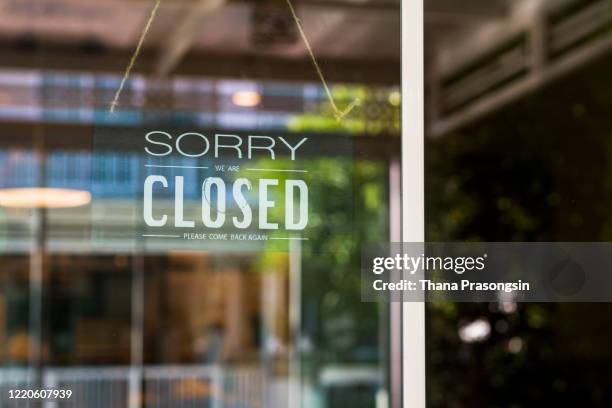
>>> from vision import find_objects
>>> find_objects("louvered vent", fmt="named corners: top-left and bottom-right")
top-left (548, 0), bottom-right (612, 59)
top-left (439, 35), bottom-right (530, 115)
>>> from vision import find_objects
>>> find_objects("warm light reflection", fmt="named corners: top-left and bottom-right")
top-left (0, 91), bottom-right (9, 106)
top-left (231, 90), bottom-right (261, 107)
top-left (0, 188), bottom-right (91, 208)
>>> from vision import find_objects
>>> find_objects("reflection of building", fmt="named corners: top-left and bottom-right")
top-left (0, 69), bottom-right (399, 135)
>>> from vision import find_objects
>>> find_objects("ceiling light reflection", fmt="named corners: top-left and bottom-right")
top-left (232, 90), bottom-right (261, 107)
top-left (0, 188), bottom-right (91, 208)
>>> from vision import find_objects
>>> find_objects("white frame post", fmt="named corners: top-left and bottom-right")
top-left (402, 0), bottom-right (426, 407)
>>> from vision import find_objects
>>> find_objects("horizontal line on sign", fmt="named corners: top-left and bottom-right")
top-left (269, 237), bottom-right (309, 240)
top-left (142, 234), bottom-right (180, 238)
top-left (246, 168), bottom-right (308, 173)
top-left (145, 164), bottom-right (209, 169)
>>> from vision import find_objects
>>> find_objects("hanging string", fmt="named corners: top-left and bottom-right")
top-left (109, 0), bottom-right (162, 113)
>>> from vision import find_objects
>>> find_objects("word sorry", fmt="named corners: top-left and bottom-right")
top-left (145, 131), bottom-right (308, 160)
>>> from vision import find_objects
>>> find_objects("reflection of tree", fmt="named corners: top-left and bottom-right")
top-left (427, 127), bottom-right (557, 406)
top-left (301, 160), bottom-right (387, 363)
top-left (254, 157), bottom-right (390, 385)
top-left (288, 85), bottom-right (400, 137)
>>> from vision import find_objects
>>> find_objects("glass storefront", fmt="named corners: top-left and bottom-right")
top-left (0, 0), bottom-right (400, 406)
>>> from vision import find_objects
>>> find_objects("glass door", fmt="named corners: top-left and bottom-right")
top-left (0, 0), bottom-right (402, 407)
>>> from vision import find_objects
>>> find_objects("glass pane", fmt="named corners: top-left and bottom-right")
top-left (426, 0), bottom-right (612, 406)
top-left (0, 1), bottom-right (400, 407)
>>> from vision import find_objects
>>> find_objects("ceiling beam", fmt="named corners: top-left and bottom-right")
top-left (425, 11), bottom-right (502, 25)
top-left (155, 0), bottom-right (226, 77)
top-left (0, 42), bottom-right (399, 84)
top-left (425, 0), bottom-right (509, 22)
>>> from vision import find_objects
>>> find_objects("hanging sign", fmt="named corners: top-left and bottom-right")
top-left (92, 124), bottom-right (353, 251)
